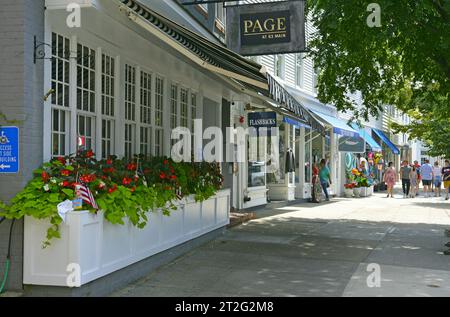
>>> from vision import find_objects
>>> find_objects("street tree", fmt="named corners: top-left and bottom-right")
top-left (307, 0), bottom-right (450, 157)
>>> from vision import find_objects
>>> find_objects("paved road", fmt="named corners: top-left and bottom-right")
top-left (111, 188), bottom-right (450, 297)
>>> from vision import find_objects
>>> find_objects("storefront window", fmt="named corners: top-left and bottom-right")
top-left (304, 129), bottom-right (311, 183)
top-left (248, 129), bottom-right (266, 188)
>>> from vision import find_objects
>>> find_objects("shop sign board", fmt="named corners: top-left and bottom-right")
top-left (339, 136), bottom-right (366, 153)
top-left (227, 0), bottom-right (306, 56)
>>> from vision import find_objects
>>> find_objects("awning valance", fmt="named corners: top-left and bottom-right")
top-left (311, 111), bottom-right (360, 138)
top-left (350, 124), bottom-right (382, 152)
top-left (372, 129), bottom-right (400, 155)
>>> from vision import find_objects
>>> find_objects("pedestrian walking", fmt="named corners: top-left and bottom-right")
top-left (311, 164), bottom-right (321, 203)
top-left (409, 166), bottom-right (419, 198)
top-left (433, 161), bottom-right (442, 197)
top-left (319, 159), bottom-right (332, 201)
top-left (399, 160), bottom-right (412, 198)
top-left (383, 162), bottom-right (396, 198)
top-left (443, 159), bottom-right (450, 201)
top-left (420, 159), bottom-right (433, 197)
top-left (413, 160), bottom-right (421, 196)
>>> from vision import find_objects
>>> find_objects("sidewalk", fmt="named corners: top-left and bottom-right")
top-left (111, 187), bottom-right (450, 297)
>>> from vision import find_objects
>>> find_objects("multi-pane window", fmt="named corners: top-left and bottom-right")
top-left (155, 76), bottom-right (164, 156)
top-left (125, 123), bottom-right (135, 159)
top-left (51, 33), bottom-right (70, 108)
top-left (140, 71), bottom-right (152, 125)
top-left (191, 93), bottom-right (197, 131)
top-left (313, 64), bottom-right (319, 94)
top-left (180, 88), bottom-right (189, 128)
top-left (52, 109), bottom-right (69, 158)
top-left (102, 119), bottom-right (114, 159)
top-left (155, 129), bottom-right (163, 157)
top-left (140, 71), bottom-right (152, 156)
top-left (77, 44), bottom-right (96, 113)
top-left (170, 84), bottom-right (178, 130)
top-left (77, 115), bottom-right (95, 151)
top-left (125, 65), bottom-right (136, 158)
top-left (140, 126), bottom-right (151, 157)
top-left (155, 76), bottom-right (164, 128)
top-left (295, 53), bottom-right (304, 88)
top-left (216, 3), bottom-right (225, 23)
top-left (274, 55), bottom-right (285, 79)
top-left (102, 54), bottom-right (115, 117)
top-left (101, 53), bottom-right (115, 159)
top-left (125, 65), bottom-right (136, 121)
top-left (51, 33), bottom-right (70, 158)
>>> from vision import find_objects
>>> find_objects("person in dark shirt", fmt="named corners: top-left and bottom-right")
top-left (442, 160), bottom-right (450, 201)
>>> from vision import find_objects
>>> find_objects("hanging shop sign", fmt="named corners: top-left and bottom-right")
top-left (0, 126), bottom-right (19, 173)
top-left (339, 136), bottom-right (366, 153)
top-left (226, 0), bottom-right (306, 56)
top-left (248, 112), bottom-right (277, 129)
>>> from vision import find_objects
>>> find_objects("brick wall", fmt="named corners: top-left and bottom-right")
top-left (0, 0), bottom-right (45, 291)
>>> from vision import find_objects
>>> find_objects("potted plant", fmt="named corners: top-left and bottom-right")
top-left (351, 169), bottom-right (362, 197)
top-left (344, 183), bottom-right (355, 198)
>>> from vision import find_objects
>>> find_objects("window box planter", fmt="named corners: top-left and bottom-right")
top-left (23, 189), bottom-right (230, 287)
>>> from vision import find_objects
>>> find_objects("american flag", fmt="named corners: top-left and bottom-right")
top-left (76, 179), bottom-right (98, 210)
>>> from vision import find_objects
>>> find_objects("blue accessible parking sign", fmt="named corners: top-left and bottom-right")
top-left (0, 126), bottom-right (19, 174)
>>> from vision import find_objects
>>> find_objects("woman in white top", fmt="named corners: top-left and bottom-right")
top-left (433, 162), bottom-right (442, 197)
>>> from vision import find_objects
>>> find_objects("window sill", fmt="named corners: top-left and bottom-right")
top-left (195, 5), bottom-right (209, 19)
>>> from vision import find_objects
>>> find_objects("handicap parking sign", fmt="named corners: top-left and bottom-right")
top-left (0, 126), bottom-right (19, 174)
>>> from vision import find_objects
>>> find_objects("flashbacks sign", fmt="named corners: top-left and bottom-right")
top-left (227, 0), bottom-right (306, 56)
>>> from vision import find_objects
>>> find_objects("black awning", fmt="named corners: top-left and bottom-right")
top-left (116, 0), bottom-right (325, 135)
top-left (118, 0), bottom-right (268, 88)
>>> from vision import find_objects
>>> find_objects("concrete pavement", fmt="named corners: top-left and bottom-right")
top-left (111, 188), bottom-right (450, 297)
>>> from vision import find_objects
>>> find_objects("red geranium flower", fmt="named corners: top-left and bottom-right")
top-left (127, 163), bottom-right (137, 171)
top-left (61, 169), bottom-right (71, 177)
top-left (57, 157), bottom-right (66, 165)
top-left (130, 187), bottom-right (136, 193)
top-left (41, 171), bottom-right (50, 182)
top-left (122, 177), bottom-right (132, 186)
top-left (108, 184), bottom-right (118, 194)
top-left (106, 159), bottom-right (113, 165)
top-left (80, 174), bottom-right (96, 183)
top-left (86, 149), bottom-right (94, 158)
top-left (163, 160), bottom-right (169, 165)
top-left (62, 181), bottom-right (70, 188)
top-left (159, 172), bottom-right (166, 180)
top-left (170, 175), bottom-right (177, 180)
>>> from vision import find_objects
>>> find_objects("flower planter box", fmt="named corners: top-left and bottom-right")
top-left (344, 188), bottom-right (354, 198)
top-left (23, 189), bottom-right (230, 287)
top-left (360, 187), bottom-right (373, 197)
top-left (353, 187), bottom-right (361, 198)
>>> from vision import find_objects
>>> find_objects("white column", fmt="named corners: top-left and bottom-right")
top-left (330, 131), bottom-right (338, 196)
top-left (298, 126), bottom-right (306, 198)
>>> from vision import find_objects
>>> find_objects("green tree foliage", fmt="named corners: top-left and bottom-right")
top-left (307, 0), bottom-right (450, 157)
